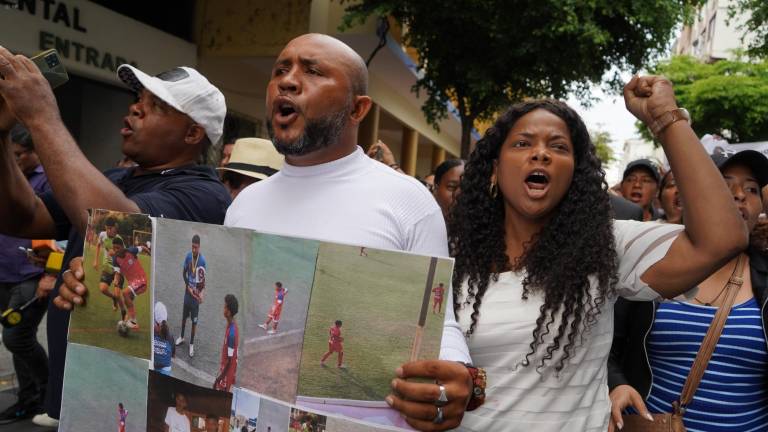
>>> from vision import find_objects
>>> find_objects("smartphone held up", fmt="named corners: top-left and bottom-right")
top-left (30, 49), bottom-right (69, 89)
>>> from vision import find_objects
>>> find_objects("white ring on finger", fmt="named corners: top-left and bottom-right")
top-left (433, 406), bottom-right (445, 424)
top-left (436, 384), bottom-right (448, 407)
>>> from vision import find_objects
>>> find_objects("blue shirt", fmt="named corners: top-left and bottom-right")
top-left (227, 322), bottom-right (236, 350)
top-left (154, 333), bottom-right (174, 369)
top-left (0, 165), bottom-right (50, 283)
top-left (182, 251), bottom-right (206, 304)
top-left (645, 298), bottom-right (768, 432)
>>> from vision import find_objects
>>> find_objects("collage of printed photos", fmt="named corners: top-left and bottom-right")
top-left (62, 210), bottom-right (454, 432)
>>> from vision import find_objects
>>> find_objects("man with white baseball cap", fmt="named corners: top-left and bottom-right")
top-left (155, 301), bottom-right (169, 326)
top-left (0, 44), bottom-right (231, 427)
top-left (117, 65), bottom-right (226, 147)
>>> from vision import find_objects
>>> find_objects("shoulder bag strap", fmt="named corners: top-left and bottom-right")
top-left (674, 254), bottom-right (746, 414)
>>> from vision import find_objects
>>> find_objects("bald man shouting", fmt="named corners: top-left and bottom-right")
top-left (224, 33), bottom-right (448, 254)
top-left (57, 34), bottom-right (463, 430)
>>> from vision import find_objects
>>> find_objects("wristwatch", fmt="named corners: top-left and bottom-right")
top-left (649, 108), bottom-right (690, 138)
top-left (461, 363), bottom-right (487, 411)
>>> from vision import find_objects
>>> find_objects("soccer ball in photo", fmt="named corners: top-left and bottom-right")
top-left (116, 320), bottom-right (130, 337)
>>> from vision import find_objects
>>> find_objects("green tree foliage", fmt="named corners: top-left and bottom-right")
top-left (340, 0), bottom-right (701, 157)
top-left (640, 55), bottom-right (768, 142)
top-left (590, 129), bottom-right (615, 165)
top-left (729, 0), bottom-right (768, 58)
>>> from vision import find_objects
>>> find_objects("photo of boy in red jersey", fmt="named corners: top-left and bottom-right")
top-left (258, 282), bottom-right (287, 335)
top-left (111, 237), bottom-right (149, 330)
top-left (213, 294), bottom-right (239, 392)
top-left (70, 210), bottom-right (153, 360)
top-left (431, 282), bottom-right (445, 314)
top-left (320, 320), bottom-right (344, 368)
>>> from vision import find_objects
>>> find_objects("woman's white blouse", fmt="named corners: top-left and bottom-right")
top-left (440, 220), bottom-right (684, 431)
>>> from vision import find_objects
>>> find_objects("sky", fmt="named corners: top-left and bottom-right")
top-left (567, 73), bottom-right (643, 185)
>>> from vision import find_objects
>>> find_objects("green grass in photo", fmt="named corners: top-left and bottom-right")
top-left (68, 243), bottom-right (152, 360)
top-left (60, 343), bottom-right (148, 432)
top-left (297, 244), bottom-right (453, 401)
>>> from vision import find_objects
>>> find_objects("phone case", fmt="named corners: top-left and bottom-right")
top-left (31, 49), bottom-right (69, 89)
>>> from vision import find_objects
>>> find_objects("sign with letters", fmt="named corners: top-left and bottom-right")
top-left (0, 0), bottom-right (196, 84)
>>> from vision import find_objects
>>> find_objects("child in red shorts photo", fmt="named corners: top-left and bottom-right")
top-left (320, 320), bottom-right (344, 369)
top-left (259, 282), bottom-right (287, 335)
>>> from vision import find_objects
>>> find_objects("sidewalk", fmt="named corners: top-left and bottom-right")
top-left (0, 390), bottom-right (52, 431)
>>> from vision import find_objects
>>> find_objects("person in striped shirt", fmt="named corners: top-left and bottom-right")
top-left (608, 149), bottom-right (768, 432)
top-left (386, 76), bottom-right (749, 431)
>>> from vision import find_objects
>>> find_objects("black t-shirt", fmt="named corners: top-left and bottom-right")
top-left (41, 164), bottom-right (231, 296)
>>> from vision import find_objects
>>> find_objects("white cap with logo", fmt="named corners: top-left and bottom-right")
top-left (116, 65), bottom-right (226, 145)
top-left (154, 301), bottom-right (168, 324)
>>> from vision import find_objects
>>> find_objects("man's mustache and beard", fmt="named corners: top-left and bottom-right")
top-left (267, 101), bottom-right (352, 156)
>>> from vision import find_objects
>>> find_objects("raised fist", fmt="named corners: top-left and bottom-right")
top-left (623, 75), bottom-right (678, 127)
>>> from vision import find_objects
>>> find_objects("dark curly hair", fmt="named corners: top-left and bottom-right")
top-left (448, 99), bottom-right (618, 372)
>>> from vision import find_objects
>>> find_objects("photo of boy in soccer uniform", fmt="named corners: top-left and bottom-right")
top-left (176, 234), bottom-right (206, 357)
top-left (258, 282), bottom-right (286, 335)
top-left (117, 403), bottom-right (127, 432)
top-left (93, 216), bottom-right (126, 315)
top-left (111, 237), bottom-right (149, 330)
top-left (153, 302), bottom-right (175, 376)
top-left (320, 320), bottom-right (344, 368)
top-left (431, 282), bottom-right (445, 314)
top-left (213, 294), bottom-right (239, 392)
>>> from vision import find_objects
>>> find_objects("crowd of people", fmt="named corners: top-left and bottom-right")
top-left (0, 32), bottom-right (766, 432)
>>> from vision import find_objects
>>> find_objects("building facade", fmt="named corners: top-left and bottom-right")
top-left (0, 0), bottom-right (198, 169)
top-left (0, 0), bottom-right (463, 176)
top-left (195, 0), bottom-right (463, 177)
top-left (619, 138), bottom-right (668, 175)
top-left (672, 0), bottom-right (755, 62)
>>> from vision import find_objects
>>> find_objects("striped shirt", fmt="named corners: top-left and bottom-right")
top-left (646, 298), bottom-right (768, 432)
top-left (441, 220), bottom-right (684, 431)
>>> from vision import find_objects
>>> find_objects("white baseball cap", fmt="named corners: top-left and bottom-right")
top-left (154, 302), bottom-right (168, 324)
top-left (117, 65), bottom-right (226, 145)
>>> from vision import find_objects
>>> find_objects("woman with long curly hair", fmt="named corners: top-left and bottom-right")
top-left (385, 76), bottom-right (749, 431)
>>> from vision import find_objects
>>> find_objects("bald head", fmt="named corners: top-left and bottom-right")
top-left (266, 33), bottom-right (374, 164)
top-left (285, 34), bottom-right (368, 97)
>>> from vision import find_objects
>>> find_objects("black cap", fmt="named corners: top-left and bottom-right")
top-left (623, 159), bottom-right (660, 183)
top-left (711, 150), bottom-right (768, 188)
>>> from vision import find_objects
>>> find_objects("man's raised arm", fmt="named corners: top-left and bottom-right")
top-left (0, 46), bottom-right (139, 236)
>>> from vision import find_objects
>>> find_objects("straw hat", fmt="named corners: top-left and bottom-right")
top-left (217, 138), bottom-right (284, 180)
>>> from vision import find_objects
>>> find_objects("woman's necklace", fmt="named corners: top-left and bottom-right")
top-left (693, 284), bottom-right (729, 306)
top-left (693, 258), bottom-right (741, 306)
